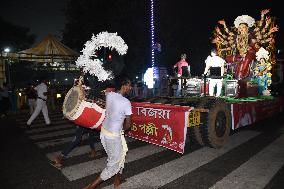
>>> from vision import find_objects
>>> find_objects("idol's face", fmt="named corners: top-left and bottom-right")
top-left (238, 23), bottom-right (248, 34)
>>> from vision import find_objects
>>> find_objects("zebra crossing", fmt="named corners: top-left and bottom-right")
top-left (16, 110), bottom-right (284, 189)
top-left (209, 135), bottom-right (284, 189)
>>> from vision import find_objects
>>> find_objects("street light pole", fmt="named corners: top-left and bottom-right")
top-left (7, 59), bottom-right (11, 85)
top-left (4, 47), bottom-right (11, 85)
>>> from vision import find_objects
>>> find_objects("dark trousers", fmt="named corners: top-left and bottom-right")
top-left (61, 125), bottom-right (98, 157)
top-left (1, 97), bottom-right (10, 115)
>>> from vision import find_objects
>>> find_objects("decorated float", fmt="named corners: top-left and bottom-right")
top-left (62, 9), bottom-right (283, 154)
top-left (127, 9), bottom-right (283, 153)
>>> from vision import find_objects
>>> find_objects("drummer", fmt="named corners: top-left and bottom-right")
top-left (83, 74), bottom-right (132, 189)
top-left (203, 49), bottom-right (225, 97)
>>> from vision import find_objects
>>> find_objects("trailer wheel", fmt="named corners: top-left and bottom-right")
top-left (188, 99), bottom-right (209, 146)
top-left (201, 100), bottom-right (231, 148)
top-left (189, 126), bottom-right (204, 146)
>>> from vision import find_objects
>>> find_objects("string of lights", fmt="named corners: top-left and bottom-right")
top-left (150, 0), bottom-right (155, 68)
top-left (143, 0), bottom-right (155, 89)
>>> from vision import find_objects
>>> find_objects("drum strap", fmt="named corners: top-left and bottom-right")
top-left (101, 127), bottom-right (128, 168)
top-left (37, 97), bottom-right (47, 101)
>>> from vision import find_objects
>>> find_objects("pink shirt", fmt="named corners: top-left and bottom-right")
top-left (174, 60), bottom-right (189, 75)
top-left (106, 87), bottom-right (115, 92)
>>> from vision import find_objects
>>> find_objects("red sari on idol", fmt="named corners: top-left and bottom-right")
top-left (225, 40), bottom-right (259, 80)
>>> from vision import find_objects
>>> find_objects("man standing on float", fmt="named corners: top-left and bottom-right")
top-left (173, 53), bottom-right (190, 96)
top-left (203, 49), bottom-right (225, 97)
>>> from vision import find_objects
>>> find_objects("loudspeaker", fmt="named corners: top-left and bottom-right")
top-left (225, 80), bottom-right (238, 96)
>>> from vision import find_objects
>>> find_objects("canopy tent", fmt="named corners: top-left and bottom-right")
top-left (0, 35), bottom-right (81, 86)
top-left (17, 34), bottom-right (79, 63)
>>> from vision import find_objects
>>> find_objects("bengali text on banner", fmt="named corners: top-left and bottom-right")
top-left (126, 102), bottom-right (193, 154)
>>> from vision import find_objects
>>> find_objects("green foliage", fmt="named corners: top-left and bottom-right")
top-left (0, 17), bottom-right (36, 51)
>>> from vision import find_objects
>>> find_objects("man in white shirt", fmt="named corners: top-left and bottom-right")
top-left (83, 75), bottom-right (132, 189)
top-left (203, 49), bottom-right (225, 97)
top-left (27, 77), bottom-right (51, 127)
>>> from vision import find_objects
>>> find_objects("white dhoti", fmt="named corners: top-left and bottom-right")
top-left (27, 98), bottom-right (50, 125)
top-left (208, 78), bottom-right (223, 97)
top-left (100, 127), bottom-right (128, 181)
top-left (28, 99), bottom-right (36, 115)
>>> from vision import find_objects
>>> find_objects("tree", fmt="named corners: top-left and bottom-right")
top-left (0, 17), bottom-right (36, 52)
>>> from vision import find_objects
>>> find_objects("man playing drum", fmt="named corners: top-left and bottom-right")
top-left (83, 74), bottom-right (132, 189)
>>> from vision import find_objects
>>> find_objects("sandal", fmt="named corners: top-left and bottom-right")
top-left (49, 160), bottom-right (63, 170)
top-left (82, 183), bottom-right (92, 189)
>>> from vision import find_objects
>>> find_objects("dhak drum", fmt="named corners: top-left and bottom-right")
top-left (62, 85), bottom-right (106, 130)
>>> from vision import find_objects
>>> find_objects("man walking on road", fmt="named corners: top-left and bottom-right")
top-left (83, 74), bottom-right (132, 189)
top-left (25, 84), bottom-right (37, 115)
top-left (27, 77), bottom-right (51, 128)
top-left (51, 125), bottom-right (99, 169)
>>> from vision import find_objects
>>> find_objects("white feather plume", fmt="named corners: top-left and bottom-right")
top-left (76, 31), bottom-right (128, 81)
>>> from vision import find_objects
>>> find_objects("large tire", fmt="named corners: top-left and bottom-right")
top-left (188, 125), bottom-right (204, 146)
top-left (188, 98), bottom-right (210, 146)
top-left (201, 100), bottom-right (231, 148)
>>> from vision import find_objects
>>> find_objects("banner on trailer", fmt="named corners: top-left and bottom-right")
top-left (126, 102), bottom-right (193, 154)
top-left (231, 97), bottom-right (283, 130)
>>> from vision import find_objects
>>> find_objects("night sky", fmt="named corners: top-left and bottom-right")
top-left (1, 0), bottom-right (283, 75)
top-left (0, 0), bottom-right (68, 42)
